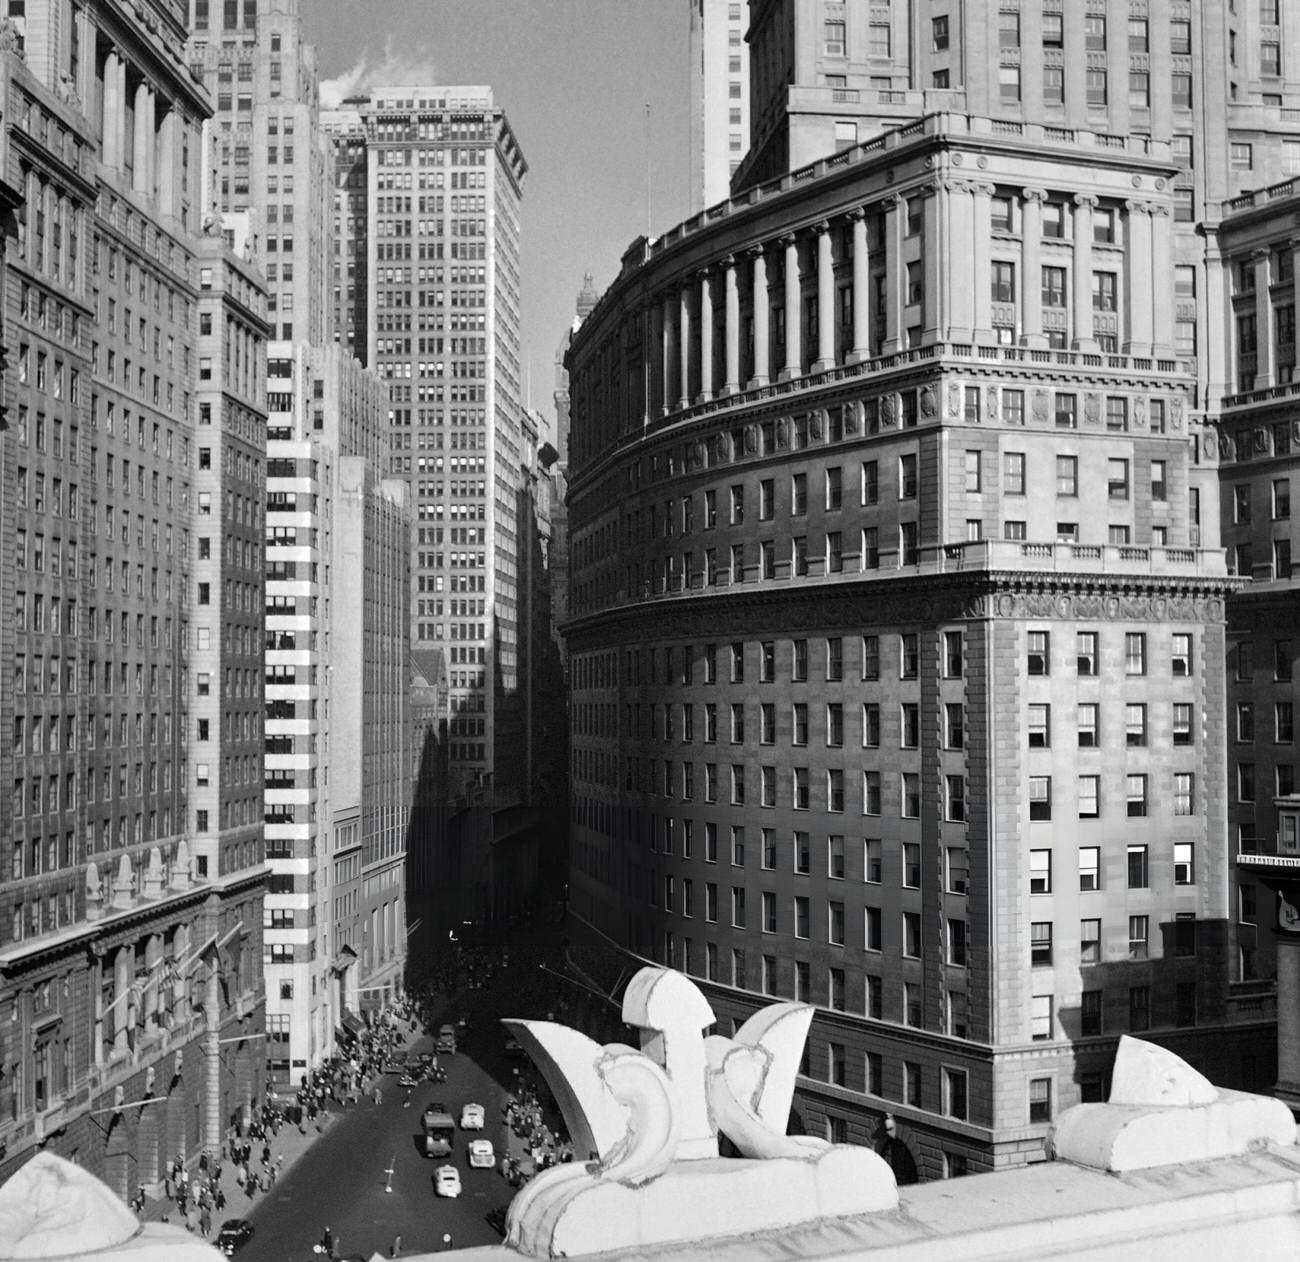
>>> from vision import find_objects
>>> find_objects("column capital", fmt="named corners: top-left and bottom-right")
top-left (970, 181), bottom-right (996, 198)
top-left (695, 264), bottom-right (713, 281)
top-left (1252, 246), bottom-right (1273, 261)
top-left (778, 232), bottom-right (798, 249)
top-left (1150, 203), bottom-right (1172, 218)
top-left (846, 206), bottom-right (868, 224)
top-left (745, 242), bottom-right (769, 262)
top-left (720, 253), bottom-right (737, 270)
top-left (1022, 187), bottom-right (1048, 204)
top-left (882, 192), bottom-right (906, 211)
top-left (1072, 193), bottom-right (1099, 209)
top-left (813, 219), bottom-right (831, 236)
top-left (939, 177), bottom-right (973, 195)
top-left (1124, 199), bottom-right (1152, 216)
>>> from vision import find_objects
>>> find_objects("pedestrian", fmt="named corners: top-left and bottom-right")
top-left (200, 1206), bottom-right (212, 1236)
top-left (390, 1234), bottom-right (402, 1258)
top-left (215, 1186), bottom-right (226, 1213)
top-left (373, 1086), bottom-right (382, 1105)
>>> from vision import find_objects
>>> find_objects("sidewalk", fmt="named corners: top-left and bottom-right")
top-left (139, 1025), bottom-right (423, 1245)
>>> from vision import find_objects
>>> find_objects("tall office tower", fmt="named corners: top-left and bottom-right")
top-left (323, 88), bottom-right (532, 817)
top-left (550, 273), bottom-right (599, 672)
top-left (262, 343), bottom-right (410, 1081)
top-left (0, 0), bottom-right (268, 1193)
top-left (564, 115), bottom-right (1256, 1174)
top-left (186, 2), bottom-right (412, 1079)
top-left (1205, 184), bottom-right (1300, 1084)
top-left (186, 0), bottom-right (330, 345)
top-left (689, 0), bottom-right (750, 213)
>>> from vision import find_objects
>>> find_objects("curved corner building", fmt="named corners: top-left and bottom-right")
top-left (564, 114), bottom-right (1250, 1174)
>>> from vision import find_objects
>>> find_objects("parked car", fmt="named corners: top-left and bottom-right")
top-left (434, 1164), bottom-right (462, 1198)
top-left (467, 1138), bottom-right (495, 1169)
top-left (436, 1023), bottom-right (457, 1054)
top-left (460, 1102), bottom-right (485, 1130)
top-left (216, 1219), bottom-right (254, 1256)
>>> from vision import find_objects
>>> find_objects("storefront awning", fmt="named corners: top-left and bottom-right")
top-left (340, 1009), bottom-right (365, 1037)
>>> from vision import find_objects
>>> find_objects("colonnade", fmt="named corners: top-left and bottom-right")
top-left (100, 46), bottom-right (187, 217)
top-left (638, 181), bottom-right (1176, 421)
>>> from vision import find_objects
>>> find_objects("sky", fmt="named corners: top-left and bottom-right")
top-left (303, 0), bottom-right (693, 427)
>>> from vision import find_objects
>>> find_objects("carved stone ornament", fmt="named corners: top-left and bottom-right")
top-left (1031, 389), bottom-right (1049, 423)
top-left (501, 968), bottom-right (896, 1257)
top-left (714, 432), bottom-right (732, 463)
top-left (1293, 418), bottom-right (1300, 448)
top-left (743, 423), bottom-right (759, 455)
top-left (947, 382), bottom-right (962, 417)
top-left (1133, 397), bottom-right (1146, 428)
top-left (880, 394), bottom-right (896, 426)
top-left (843, 402), bottom-right (859, 434)
top-left (1084, 393), bottom-right (1101, 425)
top-left (1170, 397), bottom-right (1184, 430)
top-left (985, 384), bottom-right (998, 415)
top-left (919, 385), bottom-right (937, 418)
top-left (693, 438), bottom-right (708, 469)
top-left (809, 410), bottom-right (824, 440)
top-left (1220, 434), bottom-right (1232, 459)
top-left (1202, 432), bottom-right (1219, 465)
top-left (1255, 427), bottom-right (1269, 454)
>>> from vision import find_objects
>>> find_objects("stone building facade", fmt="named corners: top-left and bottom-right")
top-left (565, 115), bottom-right (1252, 1173)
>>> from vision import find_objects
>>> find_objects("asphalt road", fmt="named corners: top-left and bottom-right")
top-left (238, 1034), bottom-right (515, 1261)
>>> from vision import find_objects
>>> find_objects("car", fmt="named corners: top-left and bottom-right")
top-left (504, 1036), bottom-right (526, 1059)
top-left (434, 1164), bottom-right (462, 1198)
top-left (436, 1023), bottom-right (457, 1054)
top-left (215, 1218), bottom-right (254, 1256)
top-left (460, 1102), bottom-right (485, 1130)
top-left (398, 1070), bottom-right (419, 1088)
top-left (467, 1138), bottom-right (495, 1169)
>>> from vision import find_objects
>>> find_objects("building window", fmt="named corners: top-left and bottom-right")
top-left (1127, 844), bottom-right (1148, 889)
top-left (1080, 918), bottom-right (1101, 965)
top-left (1125, 632), bottom-right (1146, 675)
top-left (944, 1067), bottom-right (968, 1120)
top-left (1031, 921), bottom-right (1053, 967)
top-left (1030, 849), bottom-right (1051, 893)
top-left (1029, 1078), bottom-right (1053, 1123)
top-left (1056, 454), bottom-right (1077, 495)
top-left (992, 260), bottom-right (1016, 303)
top-left (1031, 994), bottom-right (1053, 1041)
top-left (1027, 630), bottom-right (1049, 675)
top-left (1078, 774), bottom-right (1099, 818)
top-left (1126, 773), bottom-right (1148, 818)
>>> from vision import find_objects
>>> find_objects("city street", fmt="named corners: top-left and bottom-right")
top-left (238, 1033), bottom-right (516, 1260)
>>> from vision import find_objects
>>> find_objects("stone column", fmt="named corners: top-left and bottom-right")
top-left (1202, 235), bottom-right (1230, 403)
top-left (649, 299), bottom-right (664, 419)
top-left (814, 222), bottom-right (835, 371)
top-left (678, 285), bottom-right (692, 409)
top-left (724, 254), bottom-right (741, 393)
top-left (749, 246), bottom-right (770, 387)
top-left (780, 233), bottom-right (801, 380)
top-left (971, 182), bottom-right (994, 341)
top-left (1071, 194), bottom-right (1098, 351)
top-left (882, 195), bottom-right (903, 354)
top-left (661, 293), bottom-right (677, 416)
top-left (698, 268), bottom-right (714, 402)
top-left (922, 186), bottom-right (943, 344)
top-left (114, 946), bottom-right (132, 1055)
top-left (848, 208), bottom-right (870, 362)
top-left (134, 81), bottom-right (154, 196)
top-left (1151, 205), bottom-right (1175, 357)
top-left (102, 49), bottom-right (124, 170)
top-left (1254, 246), bottom-right (1276, 389)
top-left (1124, 200), bottom-right (1154, 356)
top-left (945, 183), bottom-right (973, 342)
top-left (157, 107), bottom-right (178, 218)
top-left (1020, 187), bottom-right (1046, 347)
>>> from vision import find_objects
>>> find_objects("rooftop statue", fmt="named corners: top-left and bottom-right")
top-left (501, 967), bottom-right (897, 1258)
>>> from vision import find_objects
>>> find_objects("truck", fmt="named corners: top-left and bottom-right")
top-left (421, 1102), bottom-right (455, 1158)
top-left (435, 1023), bottom-right (457, 1055)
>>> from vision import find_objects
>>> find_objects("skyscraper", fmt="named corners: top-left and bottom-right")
top-left (0, 0), bottom-right (267, 1191)
top-left (324, 88), bottom-right (545, 923)
top-left (186, 0), bottom-right (412, 1082)
top-left (689, 0), bottom-right (750, 213)
top-left (563, 0), bottom-right (1293, 1174)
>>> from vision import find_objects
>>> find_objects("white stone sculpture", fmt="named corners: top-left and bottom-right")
top-left (502, 966), bottom-right (897, 1258)
top-left (1051, 1035), bottom-right (1297, 1173)
top-left (0, 1151), bottom-right (223, 1259)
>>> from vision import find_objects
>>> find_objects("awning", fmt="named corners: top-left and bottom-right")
top-left (340, 1010), bottom-right (365, 1037)
top-left (329, 944), bottom-right (358, 974)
